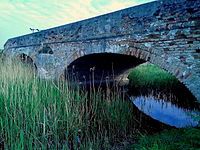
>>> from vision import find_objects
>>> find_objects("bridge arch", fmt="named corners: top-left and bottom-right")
top-left (60, 50), bottom-right (197, 101)
top-left (17, 53), bottom-right (37, 73)
top-left (58, 40), bottom-right (199, 102)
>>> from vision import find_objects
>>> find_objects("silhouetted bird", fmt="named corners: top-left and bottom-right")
top-left (30, 28), bottom-right (40, 33)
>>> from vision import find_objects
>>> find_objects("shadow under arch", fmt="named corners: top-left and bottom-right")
top-left (65, 53), bottom-right (146, 85)
top-left (63, 52), bottom-right (198, 101)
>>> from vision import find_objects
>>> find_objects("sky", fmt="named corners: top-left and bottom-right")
top-left (0, 0), bottom-right (154, 49)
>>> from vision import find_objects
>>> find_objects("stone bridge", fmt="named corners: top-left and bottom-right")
top-left (3, 0), bottom-right (200, 101)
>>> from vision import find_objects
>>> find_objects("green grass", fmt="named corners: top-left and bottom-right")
top-left (128, 63), bottom-right (179, 89)
top-left (0, 59), bottom-right (137, 149)
top-left (132, 128), bottom-right (200, 150)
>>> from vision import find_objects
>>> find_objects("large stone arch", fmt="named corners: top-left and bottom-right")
top-left (58, 40), bottom-right (199, 101)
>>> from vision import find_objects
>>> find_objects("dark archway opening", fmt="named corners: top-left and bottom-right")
top-left (18, 53), bottom-right (37, 72)
top-left (65, 53), bottom-right (145, 85)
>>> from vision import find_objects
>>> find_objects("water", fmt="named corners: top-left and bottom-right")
top-left (130, 95), bottom-right (199, 128)
top-left (79, 79), bottom-right (200, 129)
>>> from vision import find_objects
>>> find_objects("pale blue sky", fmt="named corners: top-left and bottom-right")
top-left (0, 0), bottom-right (154, 49)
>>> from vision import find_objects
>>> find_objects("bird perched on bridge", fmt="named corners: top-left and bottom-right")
top-left (30, 28), bottom-right (40, 33)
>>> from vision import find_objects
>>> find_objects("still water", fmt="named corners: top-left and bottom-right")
top-left (80, 78), bottom-right (200, 129)
top-left (128, 87), bottom-right (200, 128)
top-left (130, 95), bottom-right (199, 128)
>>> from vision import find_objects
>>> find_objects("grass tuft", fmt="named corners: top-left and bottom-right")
top-left (128, 63), bottom-right (179, 89)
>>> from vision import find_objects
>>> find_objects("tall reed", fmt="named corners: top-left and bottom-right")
top-left (0, 59), bottom-right (136, 149)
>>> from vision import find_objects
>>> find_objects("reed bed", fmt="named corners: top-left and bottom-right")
top-left (0, 59), bottom-right (136, 149)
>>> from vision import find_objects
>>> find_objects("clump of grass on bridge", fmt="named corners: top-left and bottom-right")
top-left (0, 59), bottom-right (136, 149)
top-left (128, 63), bottom-right (179, 89)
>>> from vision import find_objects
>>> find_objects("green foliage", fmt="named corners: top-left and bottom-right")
top-left (0, 59), bottom-right (136, 149)
top-left (128, 63), bottom-right (179, 88)
top-left (132, 128), bottom-right (200, 150)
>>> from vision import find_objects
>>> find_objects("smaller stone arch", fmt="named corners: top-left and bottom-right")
top-left (17, 53), bottom-right (37, 72)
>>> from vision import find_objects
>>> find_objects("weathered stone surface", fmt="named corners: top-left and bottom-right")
top-left (3, 0), bottom-right (200, 101)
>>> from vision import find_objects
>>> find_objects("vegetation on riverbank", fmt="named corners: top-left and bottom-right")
top-left (133, 128), bottom-right (200, 150)
top-left (0, 59), bottom-right (138, 149)
top-left (128, 63), bottom-right (179, 89)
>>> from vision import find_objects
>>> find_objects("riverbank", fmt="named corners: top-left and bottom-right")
top-left (128, 63), bottom-right (179, 89)
top-left (133, 128), bottom-right (200, 150)
top-left (127, 63), bottom-right (200, 149)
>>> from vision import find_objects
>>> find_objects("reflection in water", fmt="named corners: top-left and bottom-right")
top-left (130, 96), bottom-right (200, 128)
top-left (79, 77), bottom-right (200, 130)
